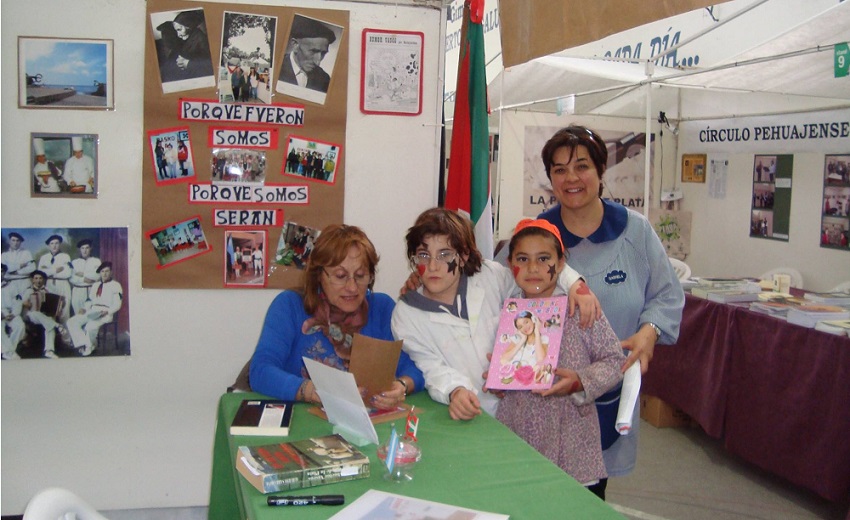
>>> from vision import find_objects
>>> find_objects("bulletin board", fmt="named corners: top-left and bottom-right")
top-left (142, 0), bottom-right (349, 289)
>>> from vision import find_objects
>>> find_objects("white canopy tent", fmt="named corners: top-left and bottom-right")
top-left (487, 0), bottom-right (850, 121)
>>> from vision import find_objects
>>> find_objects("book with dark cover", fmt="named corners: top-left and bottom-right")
top-left (236, 434), bottom-right (370, 494)
top-left (230, 399), bottom-right (294, 436)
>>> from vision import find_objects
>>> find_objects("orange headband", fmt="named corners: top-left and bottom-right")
top-left (512, 219), bottom-right (564, 252)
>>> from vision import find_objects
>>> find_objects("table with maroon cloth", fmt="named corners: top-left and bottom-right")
top-left (643, 293), bottom-right (850, 503)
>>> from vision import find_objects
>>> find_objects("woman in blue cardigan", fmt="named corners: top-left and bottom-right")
top-left (250, 224), bottom-right (423, 409)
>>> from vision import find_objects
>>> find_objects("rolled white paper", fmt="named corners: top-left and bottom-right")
top-left (616, 361), bottom-right (641, 435)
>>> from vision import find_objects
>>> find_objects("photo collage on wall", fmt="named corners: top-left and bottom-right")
top-left (750, 154), bottom-right (793, 242)
top-left (142, 1), bottom-right (351, 289)
top-left (821, 154), bottom-right (850, 250)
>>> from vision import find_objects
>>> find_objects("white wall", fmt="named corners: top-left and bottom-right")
top-left (1, 0), bottom-right (444, 514)
top-left (494, 111), bottom-right (849, 292)
top-left (678, 151), bottom-right (850, 292)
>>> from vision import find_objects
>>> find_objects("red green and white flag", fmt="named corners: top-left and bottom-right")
top-left (445, 0), bottom-right (493, 259)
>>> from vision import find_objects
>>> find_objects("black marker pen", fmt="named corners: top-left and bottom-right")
top-left (267, 495), bottom-right (344, 506)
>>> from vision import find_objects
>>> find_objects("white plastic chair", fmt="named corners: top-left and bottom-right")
top-left (23, 488), bottom-right (109, 520)
top-left (668, 257), bottom-right (692, 281)
top-left (758, 267), bottom-right (804, 289)
top-left (829, 280), bottom-right (850, 293)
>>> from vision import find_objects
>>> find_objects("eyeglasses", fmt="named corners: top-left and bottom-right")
top-left (322, 268), bottom-right (372, 287)
top-left (411, 251), bottom-right (458, 266)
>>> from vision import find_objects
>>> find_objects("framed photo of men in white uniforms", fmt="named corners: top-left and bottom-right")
top-left (31, 133), bottom-right (98, 198)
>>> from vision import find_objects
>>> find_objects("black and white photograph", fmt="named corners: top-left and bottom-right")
top-left (276, 14), bottom-right (344, 105)
top-left (18, 37), bottom-right (113, 109)
top-left (150, 8), bottom-right (216, 94)
top-left (210, 148), bottom-right (267, 184)
top-left (282, 135), bottom-right (340, 184)
top-left (31, 133), bottom-right (98, 198)
top-left (219, 11), bottom-right (277, 104)
top-left (1, 227), bottom-right (130, 359)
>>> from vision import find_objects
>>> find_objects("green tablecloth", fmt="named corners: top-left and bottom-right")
top-left (209, 391), bottom-right (624, 519)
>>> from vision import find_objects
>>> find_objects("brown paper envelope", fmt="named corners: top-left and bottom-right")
top-left (348, 333), bottom-right (402, 399)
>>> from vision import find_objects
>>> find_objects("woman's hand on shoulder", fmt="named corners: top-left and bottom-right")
top-left (568, 280), bottom-right (601, 328)
top-left (399, 271), bottom-right (422, 296)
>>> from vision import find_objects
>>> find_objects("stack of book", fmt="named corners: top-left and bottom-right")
top-left (236, 434), bottom-right (370, 494)
top-left (814, 319), bottom-right (850, 336)
top-left (690, 278), bottom-right (763, 303)
top-left (786, 305), bottom-right (850, 328)
top-left (802, 291), bottom-right (850, 306)
top-left (748, 293), bottom-right (808, 317)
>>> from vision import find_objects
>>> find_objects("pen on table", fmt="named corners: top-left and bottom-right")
top-left (267, 495), bottom-right (345, 506)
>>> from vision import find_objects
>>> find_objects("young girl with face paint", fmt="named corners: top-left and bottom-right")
top-left (494, 219), bottom-right (625, 499)
top-left (391, 208), bottom-right (601, 422)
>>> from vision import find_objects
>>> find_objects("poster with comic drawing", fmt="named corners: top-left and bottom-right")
top-left (360, 29), bottom-right (423, 115)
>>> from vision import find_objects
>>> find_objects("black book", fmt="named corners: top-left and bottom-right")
top-left (230, 399), bottom-right (294, 436)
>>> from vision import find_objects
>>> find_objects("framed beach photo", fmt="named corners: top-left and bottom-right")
top-left (31, 133), bottom-right (98, 198)
top-left (18, 37), bottom-right (114, 109)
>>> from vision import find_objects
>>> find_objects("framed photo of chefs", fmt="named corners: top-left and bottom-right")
top-left (30, 133), bottom-right (99, 198)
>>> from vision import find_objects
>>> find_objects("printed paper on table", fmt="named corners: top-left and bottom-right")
top-left (485, 296), bottom-right (568, 391)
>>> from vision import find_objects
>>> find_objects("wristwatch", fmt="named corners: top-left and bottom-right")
top-left (646, 322), bottom-right (661, 340)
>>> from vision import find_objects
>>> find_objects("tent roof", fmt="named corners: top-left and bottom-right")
top-left (487, 0), bottom-right (850, 121)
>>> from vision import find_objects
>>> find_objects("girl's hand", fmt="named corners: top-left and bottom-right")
top-left (536, 368), bottom-right (582, 397)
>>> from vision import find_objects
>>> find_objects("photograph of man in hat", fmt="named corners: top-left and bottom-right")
top-left (70, 239), bottom-right (101, 316)
top-left (1, 263), bottom-right (25, 360)
top-left (66, 261), bottom-right (123, 357)
top-left (32, 137), bottom-right (62, 194)
top-left (63, 136), bottom-right (95, 194)
top-left (36, 234), bottom-right (72, 323)
top-left (277, 14), bottom-right (342, 103)
top-left (20, 269), bottom-right (67, 359)
top-left (2, 232), bottom-right (35, 296)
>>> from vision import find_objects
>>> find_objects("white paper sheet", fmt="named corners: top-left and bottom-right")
top-left (302, 357), bottom-right (379, 445)
top-left (616, 361), bottom-right (641, 435)
top-left (328, 489), bottom-right (509, 520)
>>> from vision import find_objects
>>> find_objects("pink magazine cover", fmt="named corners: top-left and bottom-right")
top-left (485, 296), bottom-right (569, 391)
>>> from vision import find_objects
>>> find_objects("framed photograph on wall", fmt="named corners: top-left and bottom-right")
top-left (31, 133), bottom-right (98, 198)
top-left (750, 154), bottom-right (793, 242)
top-left (18, 37), bottom-right (114, 109)
top-left (360, 28), bottom-right (423, 116)
top-left (681, 154), bottom-right (706, 183)
top-left (820, 154), bottom-right (850, 250)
